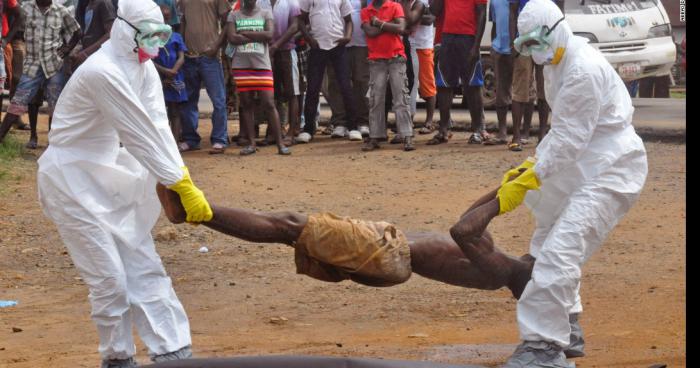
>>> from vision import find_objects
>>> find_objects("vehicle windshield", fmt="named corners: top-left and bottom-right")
top-left (564, 0), bottom-right (658, 14)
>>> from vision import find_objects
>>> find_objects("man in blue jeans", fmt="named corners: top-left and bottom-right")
top-left (178, 0), bottom-right (230, 154)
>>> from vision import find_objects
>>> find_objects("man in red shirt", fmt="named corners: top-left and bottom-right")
top-left (428, 0), bottom-right (487, 145)
top-left (360, 0), bottom-right (415, 152)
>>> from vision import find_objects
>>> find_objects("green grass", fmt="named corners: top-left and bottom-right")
top-left (0, 134), bottom-right (25, 162)
top-left (670, 89), bottom-right (686, 99)
top-left (0, 134), bottom-right (25, 184)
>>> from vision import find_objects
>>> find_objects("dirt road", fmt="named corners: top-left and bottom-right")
top-left (0, 122), bottom-right (686, 367)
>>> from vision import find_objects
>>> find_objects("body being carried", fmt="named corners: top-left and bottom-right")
top-left (157, 179), bottom-right (533, 299)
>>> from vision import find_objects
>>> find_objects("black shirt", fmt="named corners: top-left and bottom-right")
top-left (77, 0), bottom-right (116, 48)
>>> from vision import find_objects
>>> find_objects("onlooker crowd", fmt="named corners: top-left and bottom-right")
top-left (3, 0), bottom-right (562, 154)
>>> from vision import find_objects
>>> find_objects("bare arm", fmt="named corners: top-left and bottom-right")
top-left (240, 18), bottom-right (275, 42)
top-left (404, 1), bottom-right (424, 32)
top-left (3, 6), bottom-right (24, 47)
top-left (509, 1), bottom-right (518, 53)
top-left (81, 20), bottom-right (114, 57)
top-left (361, 22), bottom-right (381, 38)
top-left (154, 62), bottom-right (171, 77)
top-left (297, 11), bottom-right (319, 48)
top-left (59, 29), bottom-right (83, 58)
top-left (365, 15), bottom-right (406, 36)
top-left (227, 20), bottom-right (251, 45)
top-left (419, 13), bottom-right (434, 25)
top-left (471, 4), bottom-right (486, 55)
top-left (270, 15), bottom-right (300, 51)
top-left (172, 50), bottom-right (186, 73)
top-left (156, 183), bottom-right (306, 245)
top-left (334, 14), bottom-right (353, 46)
top-left (428, 0), bottom-right (443, 17)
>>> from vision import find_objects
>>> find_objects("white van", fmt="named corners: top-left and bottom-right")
top-left (480, 0), bottom-right (676, 107)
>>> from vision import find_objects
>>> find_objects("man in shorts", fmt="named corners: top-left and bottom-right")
top-left (508, 0), bottom-right (563, 149)
top-left (156, 175), bottom-right (534, 298)
top-left (428, 0), bottom-right (488, 146)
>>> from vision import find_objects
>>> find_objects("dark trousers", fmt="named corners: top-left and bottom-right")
top-left (303, 45), bottom-right (357, 135)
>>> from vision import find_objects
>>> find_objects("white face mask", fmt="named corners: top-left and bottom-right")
top-left (531, 47), bottom-right (554, 65)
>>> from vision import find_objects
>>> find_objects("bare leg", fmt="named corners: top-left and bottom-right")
top-left (0, 112), bottom-right (20, 144)
top-left (424, 95), bottom-right (435, 127)
top-left (520, 102), bottom-right (534, 141)
top-left (465, 85), bottom-right (484, 133)
top-left (26, 103), bottom-right (39, 148)
top-left (436, 87), bottom-right (453, 137)
top-left (259, 90), bottom-right (288, 152)
top-left (239, 92), bottom-right (257, 151)
top-left (287, 94), bottom-right (300, 144)
top-left (496, 106), bottom-right (508, 140)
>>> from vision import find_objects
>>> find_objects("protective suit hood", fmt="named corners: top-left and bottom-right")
top-left (517, 0), bottom-right (586, 65)
top-left (109, 0), bottom-right (165, 62)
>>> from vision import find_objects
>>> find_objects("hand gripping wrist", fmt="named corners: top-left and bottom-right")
top-left (167, 166), bottom-right (213, 223)
top-left (497, 167), bottom-right (540, 215)
top-left (501, 156), bottom-right (537, 186)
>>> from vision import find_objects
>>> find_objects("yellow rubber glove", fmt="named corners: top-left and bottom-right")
top-left (497, 167), bottom-right (541, 215)
top-left (167, 166), bottom-right (213, 223)
top-left (501, 156), bottom-right (537, 186)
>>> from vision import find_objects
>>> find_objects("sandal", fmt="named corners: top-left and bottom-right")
top-left (282, 136), bottom-right (295, 146)
top-left (278, 146), bottom-right (291, 155)
top-left (483, 136), bottom-right (508, 145)
top-left (468, 132), bottom-right (484, 144)
top-left (362, 139), bottom-right (380, 151)
top-left (508, 142), bottom-right (523, 152)
top-left (25, 138), bottom-right (38, 149)
top-left (240, 145), bottom-right (258, 156)
top-left (178, 142), bottom-right (201, 153)
top-left (418, 124), bottom-right (436, 135)
top-left (209, 143), bottom-right (226, 154)
top-left (426, 132), bottom-right (449, 145)
top-left (403, 137), bottom-right (415, 151)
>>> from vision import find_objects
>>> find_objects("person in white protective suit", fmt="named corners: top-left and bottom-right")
top-left (495, 0), bottom-right (648, 366)
top-left (36, 1), bottom-right (214, 367)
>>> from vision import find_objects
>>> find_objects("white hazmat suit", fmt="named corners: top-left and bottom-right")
top-left (514, 0), bottom-right (649, 352)
top-left (37, 0), bottom-right (191, 362)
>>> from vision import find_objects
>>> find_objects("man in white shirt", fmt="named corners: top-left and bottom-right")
top-left (296, 0), bottom-right (362, 142)
top-left (324, 0), bottom-right (370, 138)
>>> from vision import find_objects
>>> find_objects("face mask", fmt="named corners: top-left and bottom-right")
top-left (514, 17), bottom-right (565, 56)
top-left (531, 47), bottom-right (554, 65)
top-left (117, 16), bottom-right (172, 63)
top-left (138, 45), bottom-right (160, 63)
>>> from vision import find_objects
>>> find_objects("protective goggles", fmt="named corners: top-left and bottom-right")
top-left (118, 16), bottom-right (172, 50)
top-left (514, 17), bottom-right (565, 56)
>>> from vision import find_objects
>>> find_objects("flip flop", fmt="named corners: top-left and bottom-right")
top-left (426, 133), bottom-right (449, 145)
top-left (418, 124), bottom-right (436, 135)
top-left (208, 143), bottom-right (226, 154)
top-left (240, 145), bottom-right (258, 156)
top-left (178, 142), bottom-right (201, 153)
top-left (508, 142), bottom-right (523, 152)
